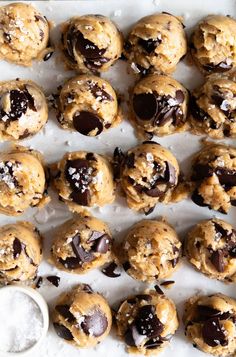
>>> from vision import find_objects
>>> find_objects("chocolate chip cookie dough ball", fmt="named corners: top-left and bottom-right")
top-left (116, 289), bottom-right (179, 355)
top-left (57, 75), bottom-right (121, 136)
top-left (124, 13), bottom-right (187, 75)
top-left (190, 76), bottom-right (236, 139)
top-left (53, 284), bottom-right (112, 348)
top-left (191, 15), bottom-right (236, 74)
top-left (51, 214), bottom-right (112, 273)
top-left (116, 142), bottom-right (179, 214)
top-left (185, 219), bottom-right (236, 282)
top-left (131, 74), bottom-right (189, 138)
top-left (0, 2), bottom-right (51, 66)
top-left (184, 293), bottom-right (236, 356)
top-left (0, 222), bottom-right (42, 284)
top-left (53, 151), bottom-right (115, 212)
top-left (0, 79), bottom-right (48, 141)
top-left (0, 146), bottom-right (48, 216)
top-left (61, 15), bottom-right (123, 74)
top-left (191, 143), bottom-right (236, 214)
top-left (121, 220), bottom-right (181, 282)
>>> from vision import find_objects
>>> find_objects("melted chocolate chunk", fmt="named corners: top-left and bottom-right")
top-left (210, 249), bottom-right (225, 272)
top-left (53, 323), bottom-right (73, 340)
top-left (133, 93), bottom-right (157, 120)
top-left (73, 111), bottom-right (103, 136)
top-left (102, 262), bottom-right (121, 278)
top-left (55, 305), bottom-right (75, 322)
top-left (47, 275), bottom-right (60, 287)
top-left (76, 31), bottom-right (106, 59)
top-left (135, 305), bottom-right (164, 338)
top-left (81, 310), bottom-right (108, 337)
top-left (202, 317), bottom-right (227, 347)
top-left (71, 234), bottom-right (94, 263)
top-left (203, 60), bottom-right (232, 73)
top-left (138, 37), bottom-right (162, 54)
top-left (59, 257), bottom-right (81, 269)
top-left (13, 238), bottom-right (22, 259)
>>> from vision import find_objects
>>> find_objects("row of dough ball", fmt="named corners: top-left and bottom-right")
top-left (2, 74), bottom-right (236, 141)
top-left (2, 3), bottom-right (236, 80)
top-left (1, 216), bottom-right (236, 286)
top-left (1, 219), bottom-right (236, 356)
top-left (0, 141), bottom-right (236, 216)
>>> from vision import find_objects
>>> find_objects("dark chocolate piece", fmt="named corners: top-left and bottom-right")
top-left (35, 276), bottom-right (43, 289)
top-left (154, 285), bottom-right (164, 295)
top-left (133, 93), bottom-right (157, 120)
top-left (59, 257), bottom-right (81, 269)
top-left (102, 262), bottom-right (121, 278)
top-left (46, 275), bottom-right (60, 287)
top-left (73, 111), bottom-right (103, 136)
top-left (71, 234), bottom-right (94, 263)
top-left (135, 305), bottom-right (164, 338)
top-left (138, 37), bottom-right (162, 54)
top-left (202, 317), bottom-right (227, 347)
top-left (81, 310), bottom-right (108, 337)
top-left (53, 323), bottom-right (73, 340)
top-left (210, 249), bottom-right (225, 272)
top-left (13, 238), bottom-right (22, 259)
top-left (55, 305), bottom-right (75, 322)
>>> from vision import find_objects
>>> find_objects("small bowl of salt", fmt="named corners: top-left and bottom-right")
top-left (0, 285), bottom-right (49, 356)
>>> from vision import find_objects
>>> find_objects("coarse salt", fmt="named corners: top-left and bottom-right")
top-left (0, 290), bottom-right (43, 352)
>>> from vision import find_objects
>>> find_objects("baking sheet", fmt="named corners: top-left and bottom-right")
top-left (0, 1), bottom-right (236, 356)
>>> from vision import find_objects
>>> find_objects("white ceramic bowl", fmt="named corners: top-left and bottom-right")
top-left (0, 285), bottom-right (49, 356)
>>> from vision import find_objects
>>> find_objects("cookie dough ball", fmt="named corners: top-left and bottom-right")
top-left (57, 75), bottom-right (121, 136)
top-left (0, 79), bottom-right (48, 141)
top-left (61, 15), bottom-right (123, 74)
top-left (51, 215), bottom-right (112, 273)
top-left (0, 3), bottom-right (51, 66)
top-left (116, 289), bottom-right (179, 355)
top-left (53, 151), bottom-right (115, 212)
top-left (53, 284), bottom-right (112, 348)
top-left (121, 220), bottom-right (181, 282)
top-left (191, 143), bottom-right (236, 214)
top-left (116, 141), bottom-right (179, 214)
top-left (131, 74), bottom-right (189, 138)
top-left (0, 222), bottom-right (42, 284)
top-left (124, 13), bottom-right (187, 75)
top-left (184, 293), bottom-right (236, 356)
top-left (191, 15), bottom-right (236, 74)
top-left (0, 146), bottom-right (48, 216)
top-left (190, 76), bottom-right (236, 139)
top-left (185, 219), bottom-right (236, 282)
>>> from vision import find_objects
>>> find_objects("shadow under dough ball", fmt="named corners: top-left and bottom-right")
top-left (185, 218), bottom-right (236, 282)
top-left (116, 141), bottom-right (179, 214)
top-left (57, 75), bottom-right (121, 136)
top-left (61, 14), bottom-right (123, 73)
top-left (130, 74), bottom-right (189, 138)
top-left (51, 214), bottom-right (112, 273)
top-left (191, 143), bottom-right (236, 214)
top-left (116, 289), bottom-right (179, 355)
top-left (190, 15), bottom-right (236, 74)
top-left (53, 151), bottom-right (115, 212)
top-left (53, 284), bottom-right (112, 348)
top-left (190, 75), bottom-right (236, 139)
top-left (184, 293), bottom-right (236, 357)
top-left (0, 222), bottom-right (42, 284)
top-left (0, 146), bottom-right (48, 216)
top-left (121, 219), bottom-right (181, 282)
top-left (123, 12), bottom-right (187, 75)
top-left (0, 2), bottom-right (50, 66)
top-left (0, 79), bottom-right (48, 141)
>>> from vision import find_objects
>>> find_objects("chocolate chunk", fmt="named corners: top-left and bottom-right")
top-left (138, 37), bottom-right (162, 53)
top-left (191, 164), bottom-right (213, 181)
top-left (229, 246), bottom-right (236, 258)
top-left (88, 81), bottom-right (113, 102)
top-left (145, 337), bottom-right (163, 349)
top-left (213, 221), bottom-right (228, 238)
top-left (43, 51), bottom-right (54, 61)
top-left (47, 275), bottom-right (60, 287)
top-left (59, 257), bottom-right (81, 269)
top-left (197, 305), bottom-right (222, 321)
top-left (71, 234), bottom-right (94, 263)
top-left (86, 153), bottom-right (96, 161)
top-left (102, 262), bottom-right (121, 278)
top-left (82, 283), bottom-right (93, 293)
top-left (160, 280), bottom-right (175, 287)
top-left (210, 249), bottom-right (225, 272)
top-left (191, 190), bottom-right (209, 207)
top-left (154, 285), bottom-right (164, 295)
top-left (81, 310), bottom-right (108, 337)
top-left (92, 234), bottom-right (111, 253)
top-left (133, 93), bottom-right (157, 120)
top-left (125, 324), bottom-right (139, 347)
top-left (13, 238), bottom-right (22, 259)
top-left (190, 96), bottom-right (209, 121)
top-left (145, 186), bottom-right (163, 197)
top-left (70, 189), bottom-right (90, 206)
top-left (76, 31), bottom-right (106, 59)
top-left (215, 167), bottom-right (236, 187)
top-left (73, 111), bottom-right (103, 136)
top-left (53, 323), bottom-right (73, 341)
top-left (165, 161), bottom-right (177, 185)
top-left (175, 90), bottom-right (184, 104)
top-left (202, 317), bottom-right (227, 347)
top-left (157, 107), bottom-right (175, 126)
top-left (123, 261), bottom-right (131, 271)
top-left (203, 60), bottom-right (232, 73)
top-left (1, 89), bottom-right (35, 121)
top-left (125, 153), bottom-right (135, 168)
top-left (144, 205), bottom-right (155, 215)
top-left (3, 32), bottom-right (11, 43)
top-left (135, 305), bottom-right (164, 338)
top-left (88, 230), bottom-right (105, 242)
top-left (136, 294), bottom-right (152, 301)
top-left (84, 57), bottom-right (110, 71)
top-left (35, 276), bottom-right (43, 289)
top-left (55, 305), bottom-right (75, 322)
top-left (114, 147), bottom-right (125, 162)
